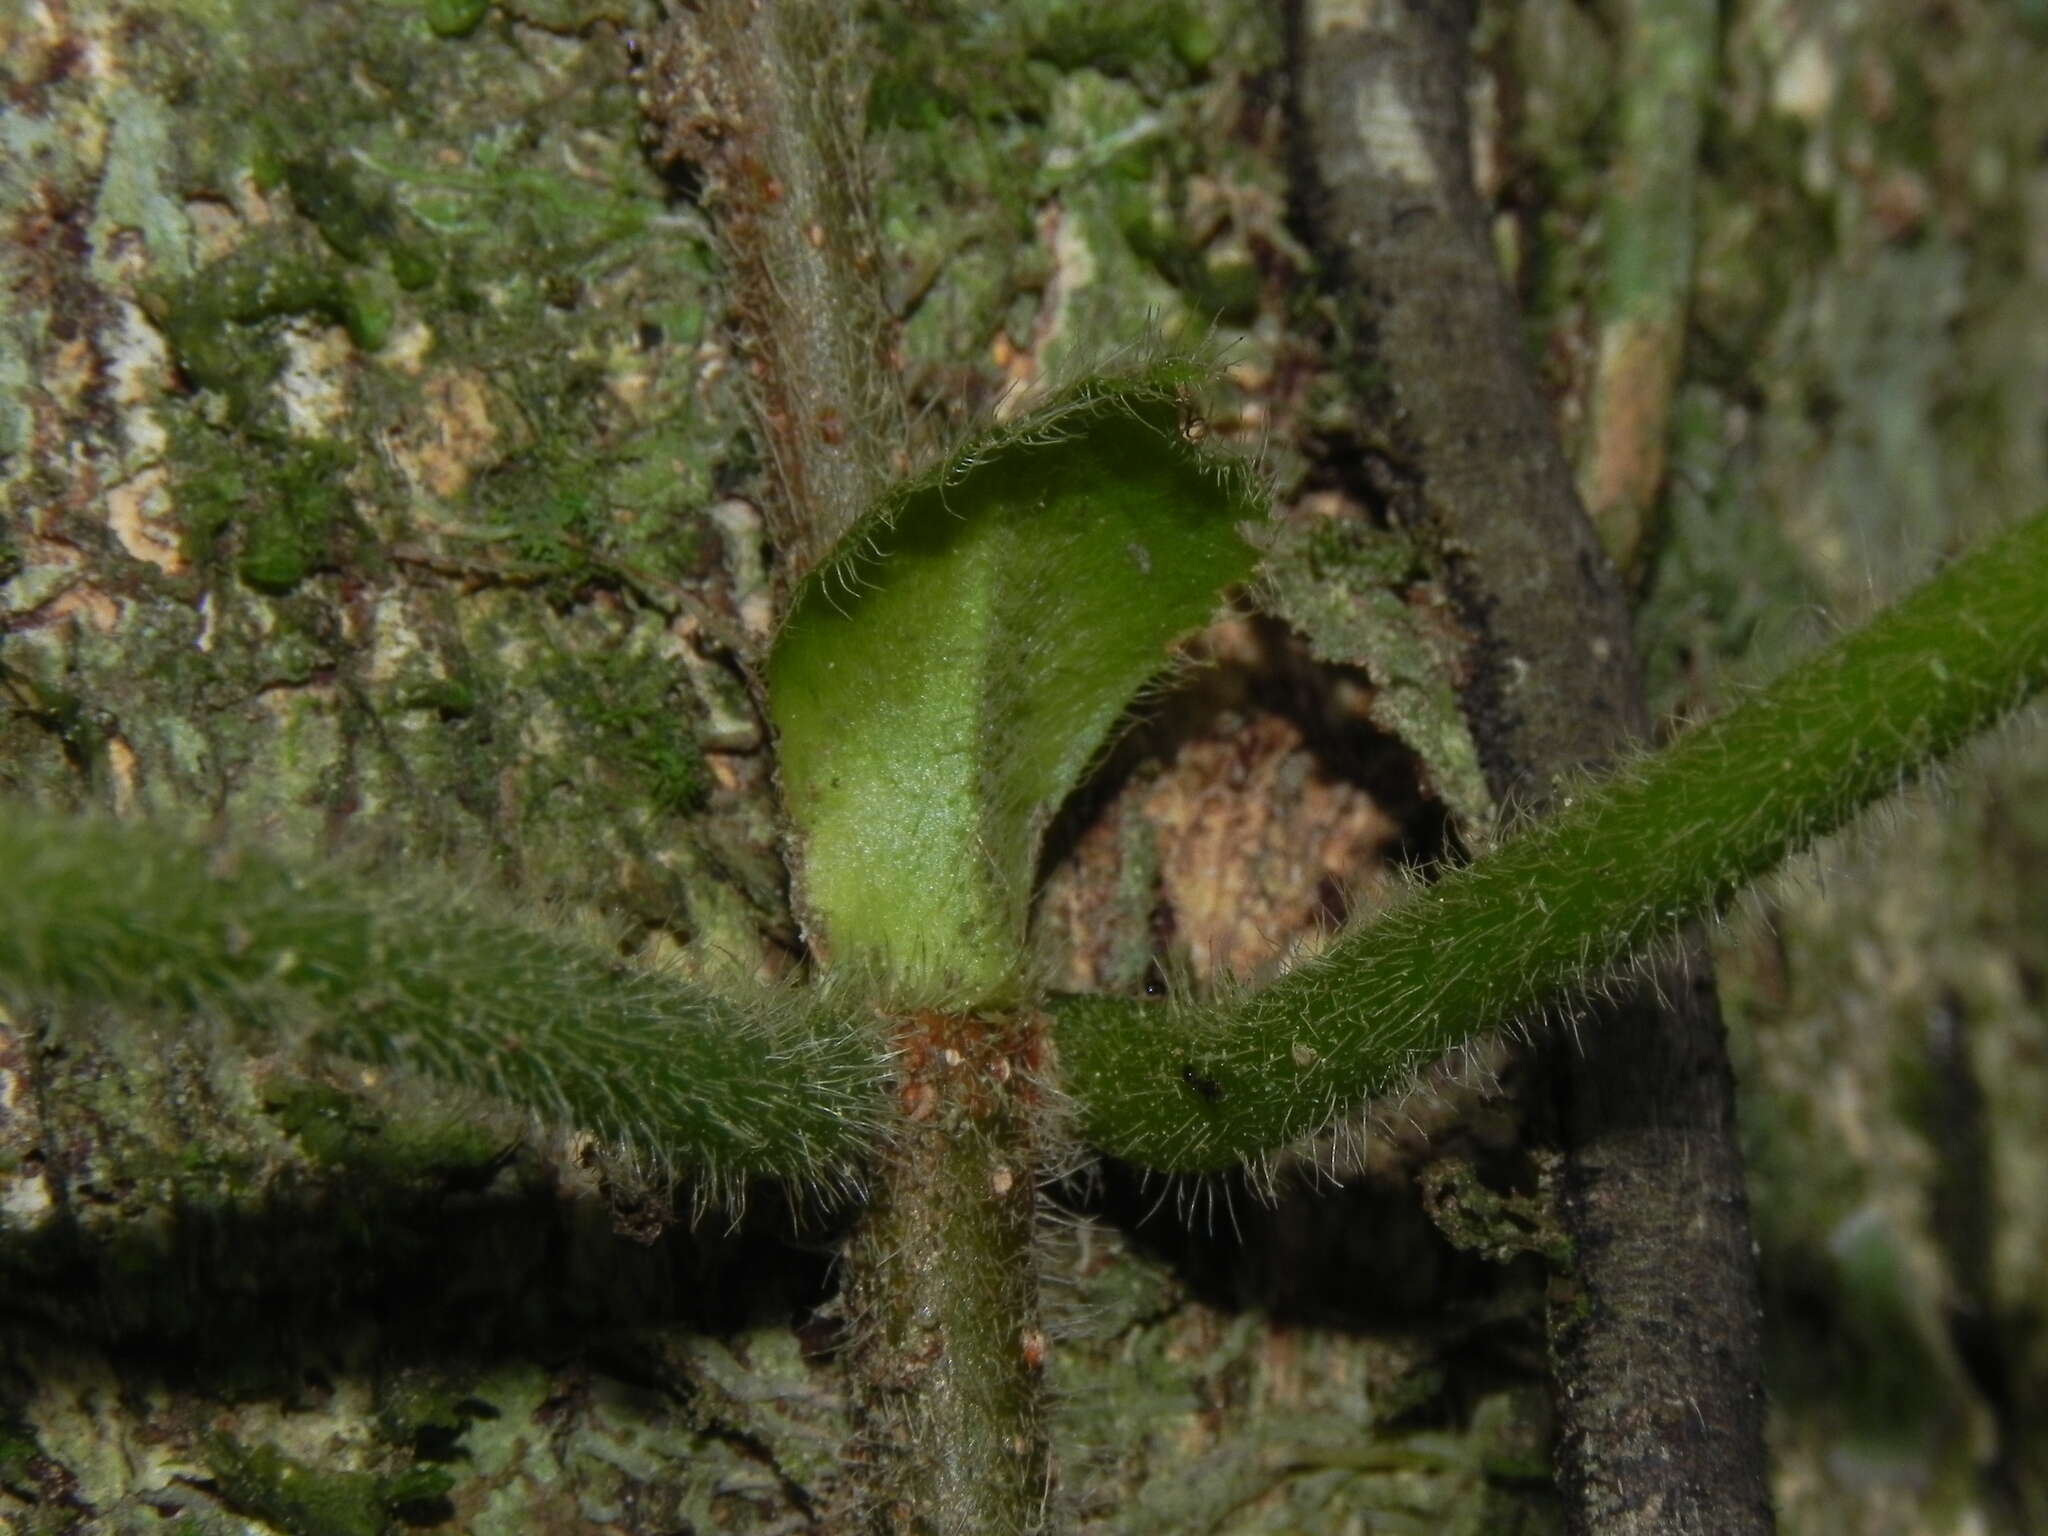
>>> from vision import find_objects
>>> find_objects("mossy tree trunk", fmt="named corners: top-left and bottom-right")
top-left (3, 3), bottom-right (2047, 1535)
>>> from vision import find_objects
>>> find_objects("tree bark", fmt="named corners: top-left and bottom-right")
top-left (1287, 1), bottom-right (1771, 1529)
top-left (5, 1), bottom-right (2047, 1533)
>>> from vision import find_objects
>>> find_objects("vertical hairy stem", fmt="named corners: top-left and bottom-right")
top-left (649, 9), bottom-right (1050, 1523)
top-left (847, 1012), bottom-right (1049, 1536)
top-left (643, 0), bottom-right (908, 578)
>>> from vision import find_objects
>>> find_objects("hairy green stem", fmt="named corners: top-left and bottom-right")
top-left (846, 1011), bottom-right (1048, 1536)
top-left (1054, 509), bottom-right (2048, 1170)
top-left (647, 6), bottom-right (1084, 1515)
top-left (0, 808), bottom-right (888, 1194)
top-left (643, 0), bottom-right (908, 580)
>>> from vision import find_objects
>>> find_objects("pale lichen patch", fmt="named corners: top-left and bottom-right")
top-left (0, 1014), bottom-right (55, 1234)
top-left (92, 89), bottom-right (194, 281)
top-left (107, 300), bottom-right (170, 450)
top-left (106, 464), bottom-right (185, 574)
top-left (276, 320), bottom-right (356, 440)
top-left (673, 618), bottom-right (760, 751)
top-left (389, 367), bottom-right (505, 500)
top-left (16, 1340), bottom-right (178, 1513)
top-left (606, 364), bottom-right (654, 414)
top-left (379, 319), bottom-right (436, 376)
top-left (44, 583), bottom-right (123, 635)
top-left (183, 195), bottom-right (246, 265)
top-left (1773, 31), bottom-right (1837, 125)
top-left (362, 587), bottom-right (434, 690)
top-left (707, 496), bottom-right (774, 639)
top-left (516, 695), bottom-right (569, 760)
top-left (104, 733), bottom-right (139, 815)
top-left (0, 1165), bottom-right (55, 1228)
top-left (1350, 72), bottom-right (1443, 191)
top-left (227, 1376), bottom-right (383, 1475)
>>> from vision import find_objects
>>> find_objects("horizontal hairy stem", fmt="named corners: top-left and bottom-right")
top-left (1054, 509), bottom-right (2048, 1170)
top-left (0, 808), bottom-right (890, 1195)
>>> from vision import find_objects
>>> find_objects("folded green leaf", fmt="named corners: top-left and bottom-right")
top-left (1055, 508), bottom-right (2048, 1170)
top-left (766, 365), bottom-right (1264, 1003)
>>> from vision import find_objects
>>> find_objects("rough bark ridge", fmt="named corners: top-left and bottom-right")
top-left (1289, 0), bottom-right (1772, 1530)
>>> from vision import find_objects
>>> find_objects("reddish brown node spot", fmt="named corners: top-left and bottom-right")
top-left (887, 1008), bottom-right (1052, 1120)
top-left (901, 1079), bottom-right (938, 1122)
top-left (816, 408), bottom-right (846, 446)
top-left (1020, 1329), bottom-right (1048, 1371)
top-left (763, 175), bottom-right (784, 204)
top-left (1013, 1023), bottom-right (1050, 1077)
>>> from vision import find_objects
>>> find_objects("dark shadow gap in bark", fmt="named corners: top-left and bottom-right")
top-left (1036, 614), bottom-right (1460, 897)
top-left (0, 1159), bottom-right (849, 1373)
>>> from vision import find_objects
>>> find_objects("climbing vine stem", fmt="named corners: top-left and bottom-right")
top-left (1052, 508), bottom-right (2048, 1170)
